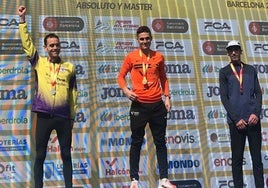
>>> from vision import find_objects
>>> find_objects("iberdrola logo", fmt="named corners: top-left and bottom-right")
top-left (207, 109), bottom-right (218, 119)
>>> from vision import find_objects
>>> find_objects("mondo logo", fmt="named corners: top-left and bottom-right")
top-left (168, 159), bottom-right (200, 169)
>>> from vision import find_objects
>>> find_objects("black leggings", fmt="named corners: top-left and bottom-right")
top-left (129, 100), bottom-right (168, 180)
top-left (34, 113), bottom-right (73, 188)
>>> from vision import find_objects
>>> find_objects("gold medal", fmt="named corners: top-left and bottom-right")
top-left (50, 63), bottom-right (61, 96)
top-left (140, 50), bottom-right (150, 86)
top-left (142, 77), bottom-right (147, 85)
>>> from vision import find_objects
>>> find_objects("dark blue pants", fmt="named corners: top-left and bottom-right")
top-left (229, 121), bottom-right (264, 188)
top-left (34, 113), bottom-right (73, 188)
top-left (129, 100), bottom-right (168, 180)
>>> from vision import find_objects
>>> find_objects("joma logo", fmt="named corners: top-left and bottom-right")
top-left (0, 89), bottom-right (27, 100)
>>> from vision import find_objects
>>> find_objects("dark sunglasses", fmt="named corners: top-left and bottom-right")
top-left (227, 47), bottom-right (241, 52)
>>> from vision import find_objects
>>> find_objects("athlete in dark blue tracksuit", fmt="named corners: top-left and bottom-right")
top-left (219, 40), bottom-right (264, 188)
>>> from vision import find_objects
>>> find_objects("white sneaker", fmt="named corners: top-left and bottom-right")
top-left (130, 179), bottom-right (139, 188)
top-left (158, 178), bottom-right (176, 188)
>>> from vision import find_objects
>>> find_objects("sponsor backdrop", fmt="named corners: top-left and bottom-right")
top-left (1, 0), bottom-right (268, 187)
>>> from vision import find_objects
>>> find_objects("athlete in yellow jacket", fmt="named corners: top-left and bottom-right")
top-left (18, 5), bottom-right (77, 188)
top-left (19, 19), bottom-right (77, 120)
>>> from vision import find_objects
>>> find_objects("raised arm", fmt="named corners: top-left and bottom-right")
top-left (18, 5), bottom-right (26, 23)
top-left (18, 5), bottom-right (38, 62)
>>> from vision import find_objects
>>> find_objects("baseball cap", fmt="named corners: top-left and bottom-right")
top-left (226, 40), bottom-right (241, 50)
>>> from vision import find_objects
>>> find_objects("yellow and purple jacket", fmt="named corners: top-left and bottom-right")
top-left (19, 23), bottom-right (78, 120)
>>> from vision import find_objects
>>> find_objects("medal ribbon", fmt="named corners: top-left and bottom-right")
top-left (230, 63), bottom-right (243, 94)
top-left (139, 50), bottom-right (150, 85)
top-left (50, 63), bottom-right (61, 95)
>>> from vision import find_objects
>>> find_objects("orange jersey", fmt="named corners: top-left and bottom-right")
top-left (117, 49), bottom-right (170, 103)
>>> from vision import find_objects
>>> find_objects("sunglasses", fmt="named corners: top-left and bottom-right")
top-left (227, 47), bottom-right (241, 52)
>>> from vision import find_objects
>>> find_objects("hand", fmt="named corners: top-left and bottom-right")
top-left (18, 6), bottom-right (26, 23)
top-left (165, 97), bottom-right (171, 112)
top-left (236, 119), bottom-right (247, 130)
top-left (248, 114), bottom-right (259, 125)
top-left (18, 6), bottom-right (26, 16)
top-left (123, 88), bottom-right (138, 101)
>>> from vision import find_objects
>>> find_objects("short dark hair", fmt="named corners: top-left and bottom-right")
top-left (44, 33), bottom-right (59, 46)
top-left (136, 26), bottom-right (152, 38)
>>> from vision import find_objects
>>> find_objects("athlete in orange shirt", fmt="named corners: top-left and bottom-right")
top-left (117, 26), bottom-right (175, 188)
